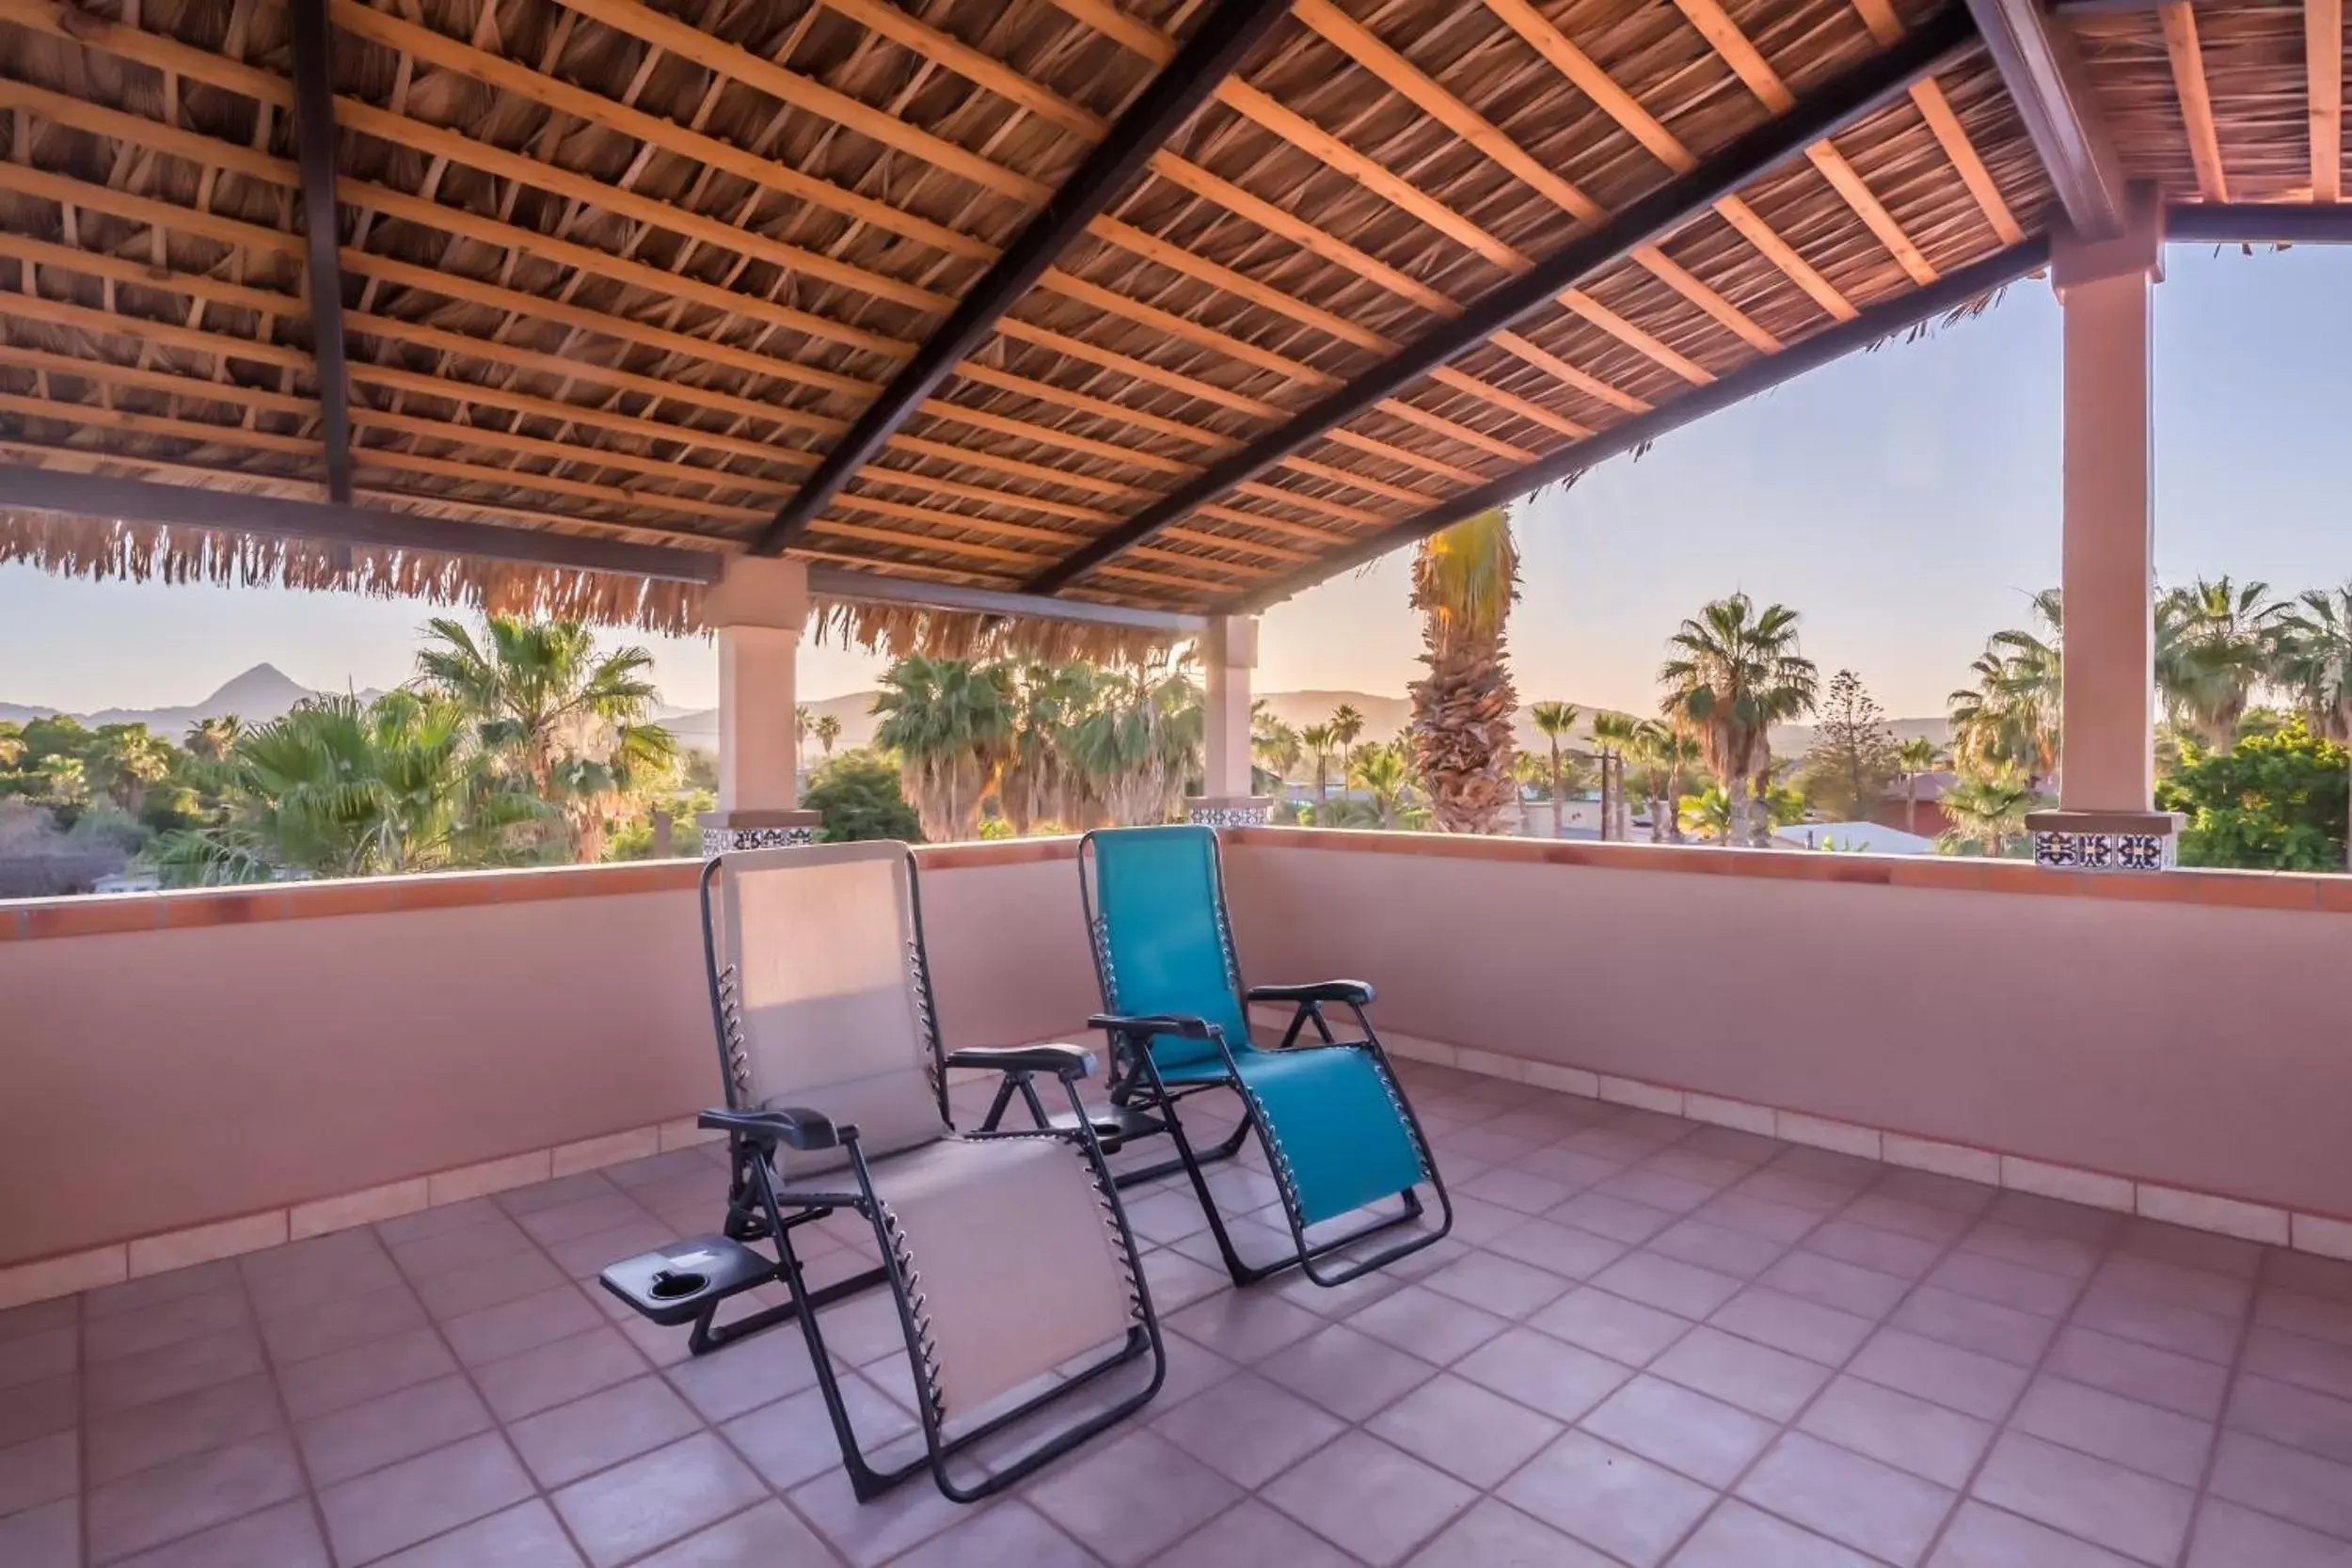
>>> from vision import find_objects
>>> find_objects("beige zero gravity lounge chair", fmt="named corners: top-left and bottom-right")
top-left (598, 842), bottom-right (1163, 1502)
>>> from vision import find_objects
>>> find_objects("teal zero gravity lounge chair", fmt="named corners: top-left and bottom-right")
top-left (1078, 824), bottom-right (1451, 1286)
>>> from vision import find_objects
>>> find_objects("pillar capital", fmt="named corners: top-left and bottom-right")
top-left (2051, 185), bottom-right (2164, 297)
top-left (1204, 612), bottom-right (1259, 671)
top-left (702, 554), bottom-right (810, 632)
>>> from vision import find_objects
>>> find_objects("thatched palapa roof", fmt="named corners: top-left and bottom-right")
top-left (0, 0), bottom-right (2340, 648)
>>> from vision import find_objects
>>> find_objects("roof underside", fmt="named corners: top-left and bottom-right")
top-left (0, 0), bottom-right (2339, 637)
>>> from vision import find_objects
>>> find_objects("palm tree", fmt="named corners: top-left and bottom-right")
top-left (415, 617), bottom-right (664, 799)
top-left (1406, 508), bottom-right (1520, 833)
top-left (1949, 590), bottom-right (2062, 781)
top-left (1588, 711), bottom-right (1642, 841)
top-left (1348, 742), bottom-right (1411, 829)
top-left (185, 715), bottom-right (243, 762)
top-left (1528, 701), bottom-right (1580, 839)
top-left (1066, 654), bottom-right (1202, 827)
top-left (794, 704), bottom-right (814, 766)
top-left (870, 655), bottom-right (1016, 842)
top-left (1894, 735), bottom-right (1942, 836)
top-left (1252, 712), bottom-right (1302, 794)
top-left (813, 713), bottom-right (844, 757)
top-left (1628, 720), bottom-right (1690, 842)
top-left (1659, 594), bottom-right (1819, 847)
top-left (1301, 722), bottom-right (1338, 804)
top-left (86, 724), bottom-right (173, 816)
top-left (153, 693), bottom-right (545, 884)
top-left (2272, 585), bottom-right (2352, 866)
top-left (2156, 577), bottom-right (2280, 753)
top-left (1938, 765), bottom-right (2039, 858)
top-left (1329, 704), bottom-right (1366, 752)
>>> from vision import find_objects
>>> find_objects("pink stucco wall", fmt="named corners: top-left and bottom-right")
top-left (1221, 833), bottom-right (2352, 1220)
top-left (0, 845), bottom-right (1101, 1266)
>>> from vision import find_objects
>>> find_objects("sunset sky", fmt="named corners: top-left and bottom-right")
top-left (4, 243), bottom-right (2347, 721)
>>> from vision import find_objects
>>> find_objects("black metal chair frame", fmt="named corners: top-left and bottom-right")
top-left (1072, 828), bottom-right (1454, 1289)
top-left (679, 851), bottom-right (1166, 1504)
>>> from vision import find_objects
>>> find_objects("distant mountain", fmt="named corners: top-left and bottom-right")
top-left (0, 662), bottom-right (342, 736)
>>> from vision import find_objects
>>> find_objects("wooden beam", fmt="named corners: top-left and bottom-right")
top-left (806, 563), bottom-right (1207, 632)
top-left (286, 0), bottom-right (354, 502)
top-left (1846, 0), bottom-right (2026, 242)
top-left (1962, 0), bottom-right (2130, 233)
top-left (1478, 0), bottom-right (1861, 317)
top-left (2, 466), bottom-right (727, 582)
top-left (2158, 1), bottom-right (2231, 201)
top-left (1235, 238), bottom-right (2052, 609)
top-left (2165, 201), bottom-right (2352, 242)
top-left (1025, 8), bottom-right (1976, 593)
top-left (1671, 0), bottom-right (1939, 283)
top-left (2314, 0), bottom-right (2344, 204)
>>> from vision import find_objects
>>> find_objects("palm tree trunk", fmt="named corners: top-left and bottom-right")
top-left (1905, 776), bottom-right (1918, 835)
top-left (1723, 770), bottom-right (1748, 847)
top-left (1549, 742), bottom-right (1563, 840)
top-left (1669, 760), bottom-right (1685, 843)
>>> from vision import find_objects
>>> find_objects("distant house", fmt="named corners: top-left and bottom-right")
top-left (1872, 770), bottom-right (1957, 841)
top-left (1775, 821), bottom-right (1938, 856)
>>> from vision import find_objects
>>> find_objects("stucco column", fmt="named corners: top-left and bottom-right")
top-left (1188, 615), bottom-right (1272, 827)
top-left (697, 556), bottom-right (821, 854)
top-left (2027, 197), bottom-right (2182, 871)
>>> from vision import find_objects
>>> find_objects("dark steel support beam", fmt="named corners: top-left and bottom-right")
top-left (752, 0), bottom-right (1301, 557)
top-left (805, 565), bottom-right (1207, 632)
top-left (2165, 202), bottom-right (2352, 245)
top-left (1230, 238), bottom-right (2053, 611)
top-left (288, 0), bottom-right (356, 504)
top-left (1963, 0), bottom-right (2128, 235)
top-left (1022, 4), bottom-right (1979, 595)
top-left (1, 467), bottom-right (726, 584)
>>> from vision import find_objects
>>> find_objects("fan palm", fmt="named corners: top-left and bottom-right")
top-left (1406, 508), bottom-right (1521, 833)
top-left (1588, 711), bottom-right (1643, 841)
top-left (813, 713), bottom-right (844, 756)
top-left (2272, 585), bottom-right (2352, 866)
top-left (1937, 765), bottom-right (2040, 858)
top-left (1348, 742), bottom-right (1411, 829)
top-left (997, 662), bottom-right (1099, 833)
top-left (1301, 722), bottom-right (1338, 803)
top-left (1629, 720), bottom-right (1694, 842)
top-left (1894, 735), bottom-right (1943, 836)
top-left (153, 693), bottom-right (544, 884)
top-left (1328, 704), bottom-right (1366, 752)
top-left (1066, 654), bottom-right (1201, 827)
top-left (2156, 577), bottom-right (2280, 753)
top-left (870, 655), bottom-right (1016, 842)
top-left (1658, 594), bottom-right (1819, 847)
top-left (1949, 590), bottom-right (2062, 780)
top-left (86, 724), bottom-right (174, 816)
top-left (184, 715), bottom-right (243, 762)
top-left (415, 617), bottom-right (664, 798)
top-left (1528, 701), bottom-right (1580, 838)
top-left (1252, 712), bottom-right (1303, 790)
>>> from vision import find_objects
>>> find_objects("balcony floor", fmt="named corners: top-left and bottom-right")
top-left (8, 1060), bottom-right (2352, 1567)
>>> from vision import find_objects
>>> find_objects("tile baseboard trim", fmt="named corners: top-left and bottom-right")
top-left (0, 1114), bottom-right (716, 1311)
top-left (1250, 1007), bottom-right (2349, 1266)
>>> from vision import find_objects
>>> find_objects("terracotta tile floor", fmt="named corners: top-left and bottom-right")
top-left (9, 1060), bottom-right (2352, 1566)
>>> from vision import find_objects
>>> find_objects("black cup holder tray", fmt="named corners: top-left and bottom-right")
top-left (599, 1235), bottom-right (774, 1326)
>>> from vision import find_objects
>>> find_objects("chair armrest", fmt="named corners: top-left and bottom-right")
top-left (945, 1044), bottom-right (1097, 1082)
top-left (1248, 979), bottom-right (1375, 1006)
top-left (1088, 1011), bottom-right (1216, 1041)
top-left (696, 1106), bottom-right (844, 1151)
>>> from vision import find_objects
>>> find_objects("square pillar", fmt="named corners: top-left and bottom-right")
top-left (2027, 198), bottom-right (2182, 871)
top-left (698, 556), bottom-right (822, 854)
top-left (1189, 614), bottom-right (1273, 826)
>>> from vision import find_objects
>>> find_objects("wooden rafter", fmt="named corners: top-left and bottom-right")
top-left (1962, 0), bottom-right (2126, 234)
top-left (0, 130), bottom-right (1406, 547)
top-left (2158, 0), bottom-right (2230, 200)
top-left (1845, 0), bottom-right (2026, 241)
top-left (0, 0), bottom-right (1498, 535)
top-left (2313, 0), bottom-right (2344, 203)
top-left (1672, 0), bottom-right (1940, 283)
top-left (1476, 0), bottom-right (1862, 318)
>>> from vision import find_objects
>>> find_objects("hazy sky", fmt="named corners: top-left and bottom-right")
top-left (3, 244), bottom-right (2346, 721)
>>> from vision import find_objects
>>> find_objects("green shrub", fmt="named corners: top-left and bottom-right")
top-left (803, 750), bottom-right (923, 844)
top-left (2159, 718), bottom-right (2349, 870)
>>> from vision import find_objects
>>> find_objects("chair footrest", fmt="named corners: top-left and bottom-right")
top-left (599, 1235), bottom-right (777, 1326)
